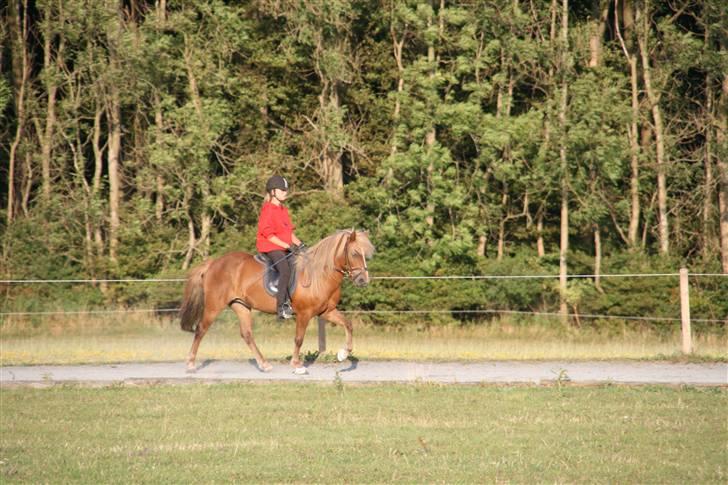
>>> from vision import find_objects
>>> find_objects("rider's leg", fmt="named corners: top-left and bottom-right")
top-left (268, 250), bottom-right (292, 318)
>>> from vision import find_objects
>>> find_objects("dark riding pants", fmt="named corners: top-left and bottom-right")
top-left (266, 250), bottom-right (291, 309)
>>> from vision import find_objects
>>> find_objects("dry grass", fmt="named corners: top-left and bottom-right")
top-left (1, 310), bottom-right (725, 365)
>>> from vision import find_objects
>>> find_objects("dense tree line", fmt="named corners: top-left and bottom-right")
top-left (1, 0), bottom-right (726, 323)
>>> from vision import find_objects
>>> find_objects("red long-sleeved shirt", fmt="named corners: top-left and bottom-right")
top-left (256, 202), bottom-right (295, 253)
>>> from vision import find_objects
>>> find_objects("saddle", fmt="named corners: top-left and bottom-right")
top-left (254, 253), bottom-right (298, 298)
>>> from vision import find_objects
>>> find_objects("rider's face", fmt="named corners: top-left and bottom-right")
top-left (273, 188), bottom-right (288, 201)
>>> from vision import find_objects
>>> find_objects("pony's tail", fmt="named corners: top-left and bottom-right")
top-left (179, 260), bottom-right (212, 333)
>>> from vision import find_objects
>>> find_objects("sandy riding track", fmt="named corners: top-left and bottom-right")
top-left (1, 360), bottom-right (726, 386)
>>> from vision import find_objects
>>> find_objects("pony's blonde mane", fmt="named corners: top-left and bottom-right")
top-left (296, 230), bottom-right (374, 294)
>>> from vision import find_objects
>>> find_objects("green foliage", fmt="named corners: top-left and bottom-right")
top-left (291, 192), bottom-right (364, 243)
top-left (3, 198), bottom-right (87, 281)
top-left (1, 0), bottom-right (726, 332)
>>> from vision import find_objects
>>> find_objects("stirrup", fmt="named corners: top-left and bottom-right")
top-left (277, 303), bottom-right (293, 320)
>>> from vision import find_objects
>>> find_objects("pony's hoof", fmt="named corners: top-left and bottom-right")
top-left (293, 367), bottom-right (308, 375)
top-left (259, 362), bottom-right (273, 373)
top-left (337, 348), bottom-right (350, 362)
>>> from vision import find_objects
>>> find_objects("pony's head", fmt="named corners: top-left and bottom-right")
top-left (342, 229), bottom-right (375, 287)
top-left (298, 229), bottom-right (375, 291)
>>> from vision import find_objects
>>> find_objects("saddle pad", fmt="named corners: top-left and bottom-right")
top-left (254, 254), bottom-right (298, 298)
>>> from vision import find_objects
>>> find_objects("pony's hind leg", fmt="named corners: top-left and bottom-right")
top-left (290, 312), bottom-right (313, 373)
top-left (230, 303), bottom-right (272, 372)
top-left (186, 306), bottom-right (221, 373)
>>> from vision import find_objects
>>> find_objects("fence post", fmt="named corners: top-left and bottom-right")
top-left (679, 268), bottom-right (692, 354)
top-left (318, 317), bottom-right (327, 353)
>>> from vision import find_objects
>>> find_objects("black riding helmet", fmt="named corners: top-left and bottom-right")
top-left (266, 175), bottom-right (289, 192)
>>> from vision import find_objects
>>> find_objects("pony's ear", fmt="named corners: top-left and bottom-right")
top-left (349, 229), bottom-right (357, 242)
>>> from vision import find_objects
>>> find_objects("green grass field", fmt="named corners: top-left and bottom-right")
top-left (1, 383), bottom-right (725, 483)
top-left (1, 311), bottom-right (726, 365)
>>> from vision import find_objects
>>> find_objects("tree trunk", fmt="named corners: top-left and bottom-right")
top-left (497, 186), bottom-right (507, 261)
top-left (153, 94), bottom-right (165, 222)
top-left (7, 0), bottom-right (30, 227)
top-left (478, 235), bottom-right (488, 258)
top-left (559, 145), bottom-right (569, 323)
top-left (717, 74), bottom-right (728, 273)
top-left (496, 60), bottom-right (514, 261)
top-left (620, 0), bottom-right (635, 42)
top-left (424, 2), bottom-right (443, 235)
top-left (594, 224), bottom-right (604, 292)
top-left (627, 54), bottom-right (641, 247)
top-left (386, 20), bottom-right (405, 187)
top-left (68, 118), bottom-right (93, 271)
top-left (533, 0), bottom-right (558, 260)
top-left (536, 120), bottom-right (551, 259)
top-left (558, 0), bottom-right (570, 324)
top-left (703, 75), bottom-right (714, 259)
top-left (184, 45), bottom-right (203, 119)
top-left (321, 84), bottom-right (345, 196)
top-left (587, 0), bottom-right (606, 290)
top-left (588, 0), bottom-right (609, 68)
top-left (104, 0), bottom-right (123, 265)
top-left (537, 210), bottom-right (545, 257)
top-left (107, 85), bottom-right (122, 264)
top-left (390, 21), bottom-right (405, 157)
top-left (616, 0), bottom-right (641, 248)
top-left (199, 189), bottom-right (211, 259)
top-left (702, 18), bottom-right (717, 260)
top-left (184, 40), bottom-right (212, 258)
top-left (91, 103), bottom-right (106, 286)
top-left (155, 175), bottom-right (165, 222)
top-left (638, 1), bottom-right (669, 255)
top-left (156, 0), bottom-right (166, 23)
top-left (182, 186), bottom-right (197, 270)
top-left (310, 29), bottom-right (345, 197)
top-left (39, 1), bottom-right (64, 200)
top-left (642, 191), bottom-right (656, 250)
top-left (21, 152), bottom-right (32, 215)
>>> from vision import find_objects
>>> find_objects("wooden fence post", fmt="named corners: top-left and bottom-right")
top-left (679, 268), bottom-right (692, 354)
top-left (318, 317), bottom-right (326, 353)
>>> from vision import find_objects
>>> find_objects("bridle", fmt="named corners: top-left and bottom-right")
top-left (333, 232), bottom-right (368, 281)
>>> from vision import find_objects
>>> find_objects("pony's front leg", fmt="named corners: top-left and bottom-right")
top-left (320, 309), bottom-right (353, 361)
top-left (290, 314), bottom-right (311, 374)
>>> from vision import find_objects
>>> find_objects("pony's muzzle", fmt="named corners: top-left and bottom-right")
top-left (353, 273), bottom-right (369, 287)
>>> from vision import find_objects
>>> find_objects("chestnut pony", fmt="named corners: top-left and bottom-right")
top-left (179, 229), bottom-right (374, 373)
